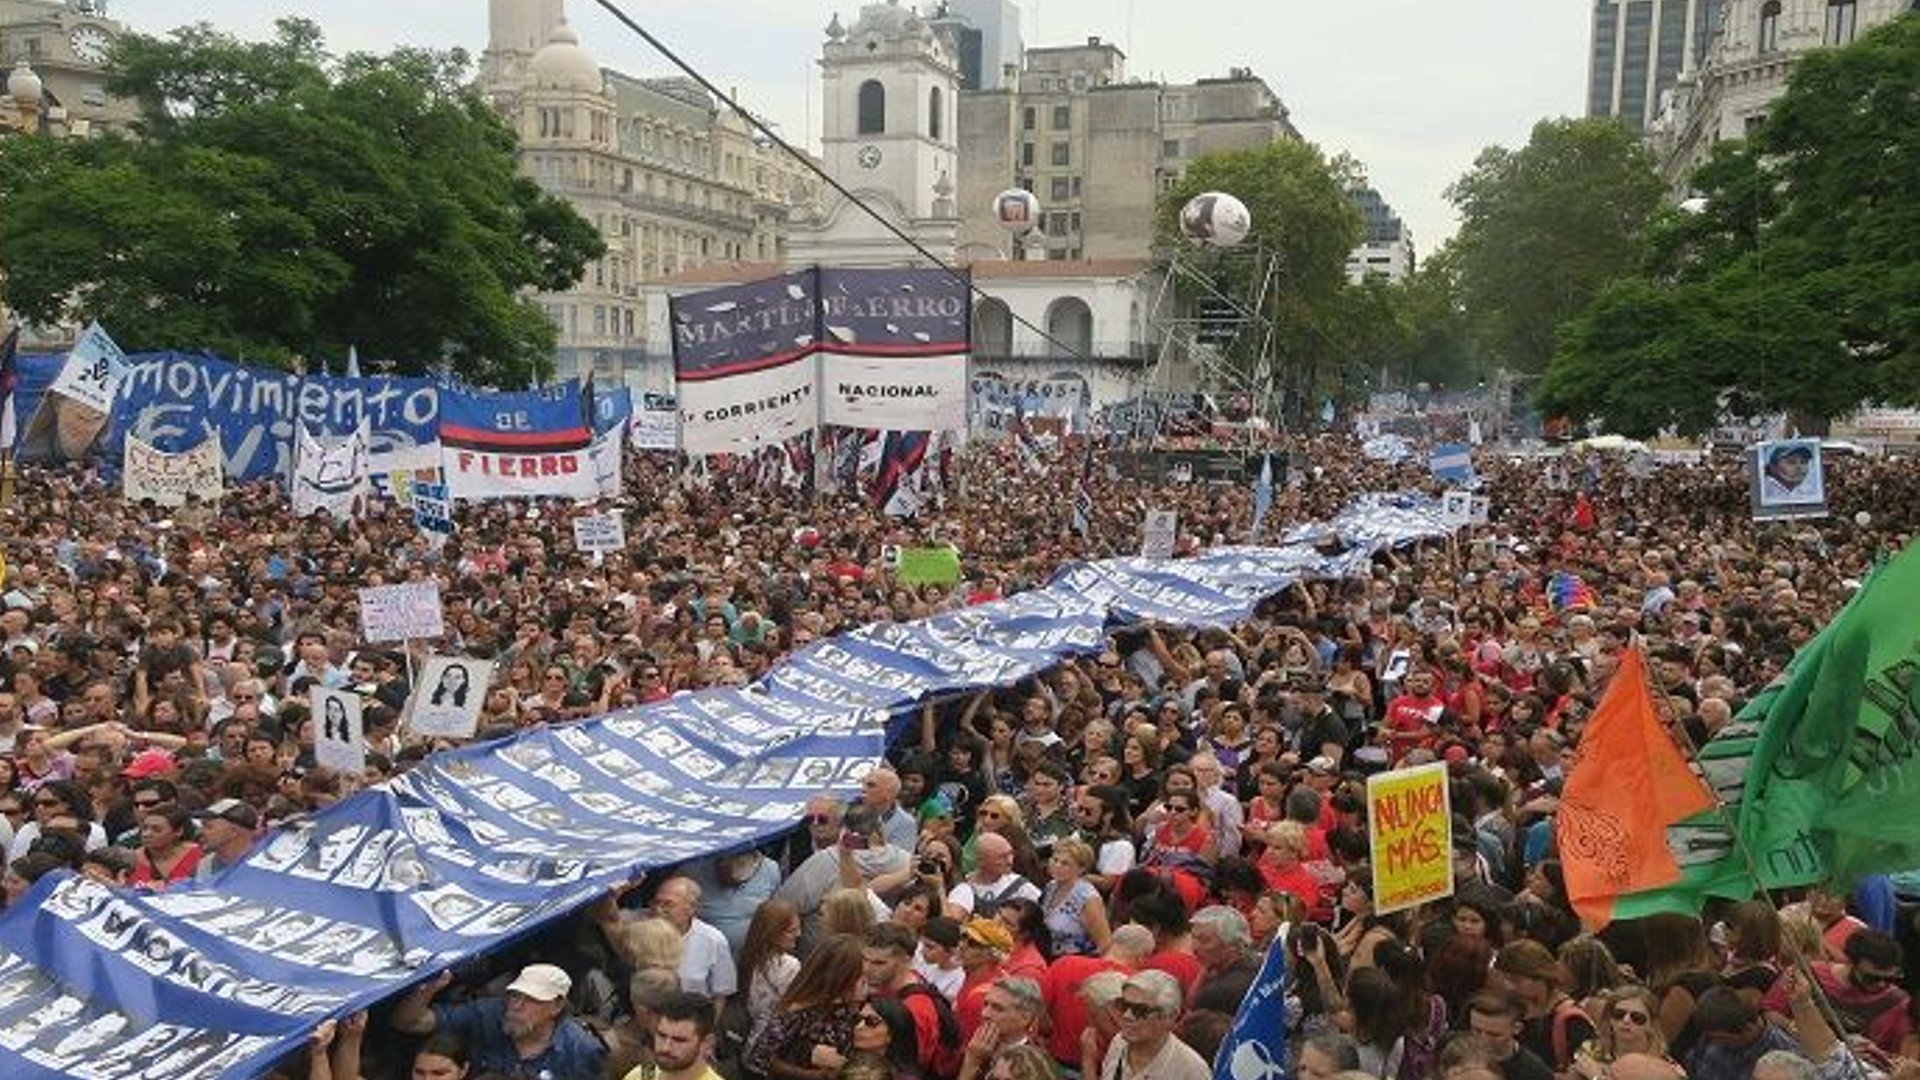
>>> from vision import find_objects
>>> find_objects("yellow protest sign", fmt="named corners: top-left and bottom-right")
top-left (1366, 761), bottom-right (1454, 914)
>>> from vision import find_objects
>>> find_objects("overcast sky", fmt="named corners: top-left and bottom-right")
top-left (118, 0), bottom-right (1593, 252)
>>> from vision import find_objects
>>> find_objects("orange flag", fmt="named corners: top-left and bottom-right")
top-left (1555, 648), bottom-right (1716, 930)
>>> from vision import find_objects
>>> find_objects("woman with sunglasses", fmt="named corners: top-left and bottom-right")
top-left (1569, 985), bottom-right (1673, 1080)
top-left (842, 997), bottom-right (924, 1080)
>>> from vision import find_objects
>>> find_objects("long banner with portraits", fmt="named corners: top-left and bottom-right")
top-left (0, 494), bottom-right (1449, 1080)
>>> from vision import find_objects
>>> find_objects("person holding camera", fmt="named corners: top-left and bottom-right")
top-left (774, 804), bottom-right (912, 956)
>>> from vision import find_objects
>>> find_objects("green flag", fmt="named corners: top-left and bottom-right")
top-left (1617, 538), bottom-right (1920, 914)
top-left (896, 547), bottom-right (962, 586)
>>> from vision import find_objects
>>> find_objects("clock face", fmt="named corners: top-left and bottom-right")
top-left (856, 145), bottom-right (883, 169)
top-left (69, 24), bottom-right (114, 65)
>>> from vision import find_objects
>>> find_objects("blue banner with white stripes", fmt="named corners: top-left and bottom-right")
top-left (0, 495), bottom-right (1447, 1080)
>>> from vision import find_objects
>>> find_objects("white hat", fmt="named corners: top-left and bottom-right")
top-left (1306, 755), bottom-right (1338, 775)
top-left (505, 963), bottom-right (572, 1002)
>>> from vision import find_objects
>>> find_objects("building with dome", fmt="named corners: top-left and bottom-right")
top-left (478, 0), bottom-right (823, 384)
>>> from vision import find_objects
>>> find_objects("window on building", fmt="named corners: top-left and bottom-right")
top-left (1021, 142), bottom-right (1035, 167)
top-left (594, 306), bottom-right (606, 336)
top-left (1052, 104), bottom-right (1071, 129)
top-left (1071, 176), bottom-right (1082, 197)
top-left (1022, 106), bottom-right (1036, 130)
top-left (1069, 212), bottom-right (1081, 233)
top-left (858, 79), bottom-right (886, 134)
top-left (1162, 139), bottom-right (1181, 159)
top-left (1824, 0), bottom-right (1858, 45)
top-left (929, 86), bottom-right (943, 140)
top-left (1758, 1), bottom-right (1782, 53)
top-left (1050, 176), bottom-right (1070, 201)
top-left (1071, 75), bottom-right (1086, 91)
top-left (1047, 213), bottom-right (1068, 237)
top-left (1050, 141), bottom-right (1070, 166)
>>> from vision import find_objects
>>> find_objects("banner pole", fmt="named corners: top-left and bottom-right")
top-left (1658, 712), bottom-right (1863, 1073)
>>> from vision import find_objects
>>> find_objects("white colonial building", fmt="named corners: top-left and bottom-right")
top-left (637, 1), bottom-right (1187, 410)
top-left (1651, 0), bottom-right (1910, 188)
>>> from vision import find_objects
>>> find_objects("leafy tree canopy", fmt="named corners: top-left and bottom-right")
top-left (1445, 117), bottom-right (1665, 375)
top-left (0, 19), bottom-right (604, 386)
top-left (1541, 13), bottom-right (1920, 435)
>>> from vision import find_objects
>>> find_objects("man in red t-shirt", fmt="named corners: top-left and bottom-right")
top-left (1761, 929), bottom-right (1912, 1057)
top-left (1382, 668), bottom-right (1447, 763)
top-left (865, 924), bottom-right (958, 1077)
top-left (1042, 925), bottom-right (1150, 1066)
top-left (1130, 893), bottom-right (1203, 995)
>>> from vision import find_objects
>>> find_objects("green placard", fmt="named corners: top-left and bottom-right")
top-left (897, 547), bottom-right (962, 585)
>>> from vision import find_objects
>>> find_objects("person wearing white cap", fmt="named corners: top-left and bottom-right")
top-left (392, 962), bottom-right (605, 1079)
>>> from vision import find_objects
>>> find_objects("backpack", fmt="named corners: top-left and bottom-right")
top-left (1548, 998), bottom-right (1590, 1071)
top-left (899, 982), bottom-right (964, 1080)
top-left (1393, 994), bottom-right (1447, 1080)
top-left (969, 875), bottom-right (1031, 919)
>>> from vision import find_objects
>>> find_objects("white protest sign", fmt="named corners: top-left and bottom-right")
top-left (311, 686), bottom-right (366, 776)
top-left (49, 322), bottom-right (126, 414)
top-left (1141, 509), bottom-right (1179, 559)
top-left (357, 582), bottom-right (445, 643)
top-left (1441, 491), bottom-right (1487, 528)
top-left (572, 513), bottom-right (626, 556)
top-left (631, 391), bottom-right (679, 451)
top-left (407, 656), bottom-right (494, 740)
top-left (123, 437), bottom-right (224, 507)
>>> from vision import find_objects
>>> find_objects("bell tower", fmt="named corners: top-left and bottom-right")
top-left (482, 0), bottom-right (566, 90)
top-left (819, 2), bottom-right (960, 223)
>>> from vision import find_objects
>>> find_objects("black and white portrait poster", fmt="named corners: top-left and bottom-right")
top-left (1751, 438), bottom-right (1828, 520)
top-left (311, 686), bottom-right (366, 775)
top-left (407, 656), bottom-right (494, 739)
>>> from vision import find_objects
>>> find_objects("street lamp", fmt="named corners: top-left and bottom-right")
top-left (6, 60), bottom-right (44, 135)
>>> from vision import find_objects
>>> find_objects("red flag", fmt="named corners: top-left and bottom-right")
top-left (1570, 492), bottom-right (1597, 532)
top-left (1555, 648), bottom-right (1715, 930)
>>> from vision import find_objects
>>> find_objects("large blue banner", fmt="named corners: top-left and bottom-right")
top-left (109, 353), bottom-right (440, 481)
top-left (0, 495), bottom-right (1449, 1080)
top-left (8, 354), bottom-right (67, 451)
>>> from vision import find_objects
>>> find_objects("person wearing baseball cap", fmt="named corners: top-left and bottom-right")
top-left (192, 799), bottom-right (260, 885)
top-left (392, 961), bottom-right (604, 1079)
top-left (955, 917), bottom-right (1014, 1039)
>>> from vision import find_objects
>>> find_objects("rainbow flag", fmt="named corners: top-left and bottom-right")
top-left (1548, 571), bottom-right (1597, 611)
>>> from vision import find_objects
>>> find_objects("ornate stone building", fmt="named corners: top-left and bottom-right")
top-left (479, 0), bottom-right (821, 382)
top-left (1651, 0), bottom-right (1911, 188)
top-left (0, 0), bottom-right (137, 138)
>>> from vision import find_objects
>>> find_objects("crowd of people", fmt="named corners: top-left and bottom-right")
top-left (2, 432), bottom-right (1919, 1080)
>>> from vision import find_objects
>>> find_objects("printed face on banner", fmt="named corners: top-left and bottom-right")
top-left (408, 657), bottom-right (494, 740)
top-left (1366, 762), bottom-right (1454, 914)
top-left (311, 687), bottom-right (365, 776)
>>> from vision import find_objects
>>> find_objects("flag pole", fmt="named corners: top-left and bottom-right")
top-left (1656, 703), bottom-right (1865, 1075)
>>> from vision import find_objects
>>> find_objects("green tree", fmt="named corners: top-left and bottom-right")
top-left (1378, 244), bottom-right (1491, 392)
top-left (0, 20), bottom-right (603, 385)
top-left (1154, 141), bottom-right (1365, 424)
top-left (1445, 117), bottom-right (1666, 374)
top-left (1542, 13), bottom-right (1920, 434)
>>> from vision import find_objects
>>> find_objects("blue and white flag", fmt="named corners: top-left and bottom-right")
top-left (1251, 452), bottom-right (1274, 541)
top-left (1428, 442), bottom-right (1475, 484)
top-left (1212, 938), bottom-right (1288, 1080)
top-left (1070, 440), bottom-right (1095, 537)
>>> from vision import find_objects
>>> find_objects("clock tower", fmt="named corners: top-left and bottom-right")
top-left (790, 1), bottom-right (960, 267)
